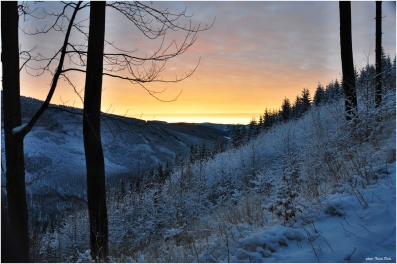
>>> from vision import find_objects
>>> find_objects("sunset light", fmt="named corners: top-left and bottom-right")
top-left (2, 2), bottom-right (396, 261)
top-left (7, 1), bottom-right (397, 124)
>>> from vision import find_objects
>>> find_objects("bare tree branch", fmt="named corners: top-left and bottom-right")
top-left (13, 1), bottom-right (83, 140)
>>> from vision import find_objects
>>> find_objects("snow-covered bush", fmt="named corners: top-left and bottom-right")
top-left (30, 74), bottom-right (395, 261)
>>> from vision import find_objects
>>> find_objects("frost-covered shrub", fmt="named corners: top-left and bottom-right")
top-left (293, 89), bottom-right (395, 202)
top-left (250, 171), bottom-right (274, 197)
top-left (30, 209), bottom-right (89, 263)
top-left (267, 171), bottom-right (303, 225)
top-left (29, 69), bottom-right (396, 261)
top-left (213, 194), bottom-right (265, 226)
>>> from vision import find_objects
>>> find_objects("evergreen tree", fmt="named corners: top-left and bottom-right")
top-left (258, 115), bottom-right (264, 131)
top-left (391, 56), bottom-right (397, 91)
top-left (291, 95), bottom-right (303, 119)
top-left (254, 118), bottom-right (261, 136)
top-left (231, 125), bottom-right (242, 148)
top-left (248, 117), bottom-right (259, 140)
top-left (332, 80), bottom-right (339, 100)
top-left (324, 81), bottom-right (333, 103)
top-left (354, 65), bottom-right (359, 81)
top-left (240, 125), bottom-right (247, 144)
top-left (120, 179), bottom-right (126, 195)
top-left (164, 160), bottom-right (172, 178)
top-left (381, 51), bottom-right (396, 93)
top-left (313, 83), bottom-right (325, 106)
top-left (210, 138), bottom-right (222, 158)
top-left (358, 64), bottom-right (377, 107)
top-left (156, 163), bottom-right (165, 185)
top-left (281, 98), bottom-right (291, 122)
top-left (325, 79), bottom-right (343, 102)
top-left (272, 109), bottom-right (280, 126)
top-left (333, 79), bottom-right (342, 100)
top-left (290, 88), bottom-right (311, 119)
top-left (189, 144), bottom-right (196, 163)
top-left (263, 108), bottom-right (272, 130)
top-left (174, 151), bottom-right (183, 166)
top-left (199, 142), bottom-right (208, 160)
top-left (300, 88), bottom-right (311, 114)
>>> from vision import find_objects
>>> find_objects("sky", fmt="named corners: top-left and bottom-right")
top-left (4, 1), bottom-right (397, 124)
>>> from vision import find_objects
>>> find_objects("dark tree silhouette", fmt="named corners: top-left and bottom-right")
top-left (339, 1), bottom-right (358, 120)
top-left (281, 98), bottom-right (291, 122)
top-left (82, 2), bottom-right (108, 260)
top-left (65, 4), bottom-right (211, 259)
top-left (5, 2), bottom-right (211, 260)
top-left (2, 2), bottom-right (83, 261)
top-left (313, 83), bottom-right (326, 106)
top-left (14, 2), bottom-right (84, 139)
top-left (1, 2), bottom-right (30, 262)
top-left (375, 1), bottom-right (382, 107)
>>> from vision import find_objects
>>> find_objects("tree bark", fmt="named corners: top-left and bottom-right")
top-left (339, 1), bottom-right (358, 120)
top-left (1, 1), bottom-right (30, 262)
top-left (375, 1), bottom-right (382, 107)
top-left (83, 1), bottom-right (108, 260)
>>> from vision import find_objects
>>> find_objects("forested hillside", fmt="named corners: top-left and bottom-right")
top-left (1, 95), bottom-right (231, 243)
top-left (21, 58), bottom-right (396, 262)
top-left (2, 1), bottom-right (396, 262)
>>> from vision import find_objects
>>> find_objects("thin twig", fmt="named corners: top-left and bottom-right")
top-left (340, 222), bottom-right (356, 236)
top-left (318, 234), bottom-right (333, 251)
top-left (344, 217), bottom-right (350, 226)
top-left (345, 247), bottom-right (356, 261)
top-left (354, 211), bottom-right (365, 220)
top-left (356, 222), bottom-right (370, 232)
top-left (372, 192), bottom-right (383, 202)
top-left (305, 229), bottom-right (320, 262)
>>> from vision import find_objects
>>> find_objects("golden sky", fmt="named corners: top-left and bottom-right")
top-left (7, 1), bottom-right (397, 124)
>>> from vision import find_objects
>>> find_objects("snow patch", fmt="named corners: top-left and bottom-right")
top-left (12, 123), bottom-right (27, 134)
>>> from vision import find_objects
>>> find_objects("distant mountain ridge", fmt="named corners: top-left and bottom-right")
top-left (2, 94), bottom-right (233, 194)
top-left (1, 95), bottom-right (234, 229)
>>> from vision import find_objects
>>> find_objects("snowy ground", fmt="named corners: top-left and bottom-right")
top-left (73, 162), bottom-right (396, 263)
top-left (20, 91), bottom-right (396, 262)
top-left (198, 163), bottom-right (396, 263)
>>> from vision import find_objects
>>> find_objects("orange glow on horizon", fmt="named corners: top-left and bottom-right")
top-left (8, 2), bottom-right (396, 125)
top-left (19, 65), bottom-right (336, 125)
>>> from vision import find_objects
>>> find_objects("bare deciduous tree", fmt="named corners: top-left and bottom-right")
top-left (82, 1), bottom-right (108, 260)
top-left (339, 1), bottom-right (358, 120)
top-left (64, 3), bottom-right (212, 260)
top-left (1, 1), bottom-right (30, 262)
top-left (2, 2), bottom-right (83, 261)
top-left (6, 2), bottom-right (212, 260)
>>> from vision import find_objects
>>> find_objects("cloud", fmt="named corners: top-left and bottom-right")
top-left (6, 1), bottom-right (396, 124)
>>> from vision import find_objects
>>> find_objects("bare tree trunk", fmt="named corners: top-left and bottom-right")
top-left (1, 1), bottom-right (30, 262)
top-left (83, 1), bottom-right (108, 260)
top-left (339, 1), bottom-right (358, 120)
top-left (375, 1), bottom-right (382, 107)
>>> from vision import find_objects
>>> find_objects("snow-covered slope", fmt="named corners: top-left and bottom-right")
top-left (1, 95), bottom-right (232, 234)
top-left (2, 96), bottom-right (230, 187)
top-left (31, 89), bottom-right (396, 263)
top-left (15, 96), bottom-right (230, 177)
top-left (191, 163), bottom-right (395, 263)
